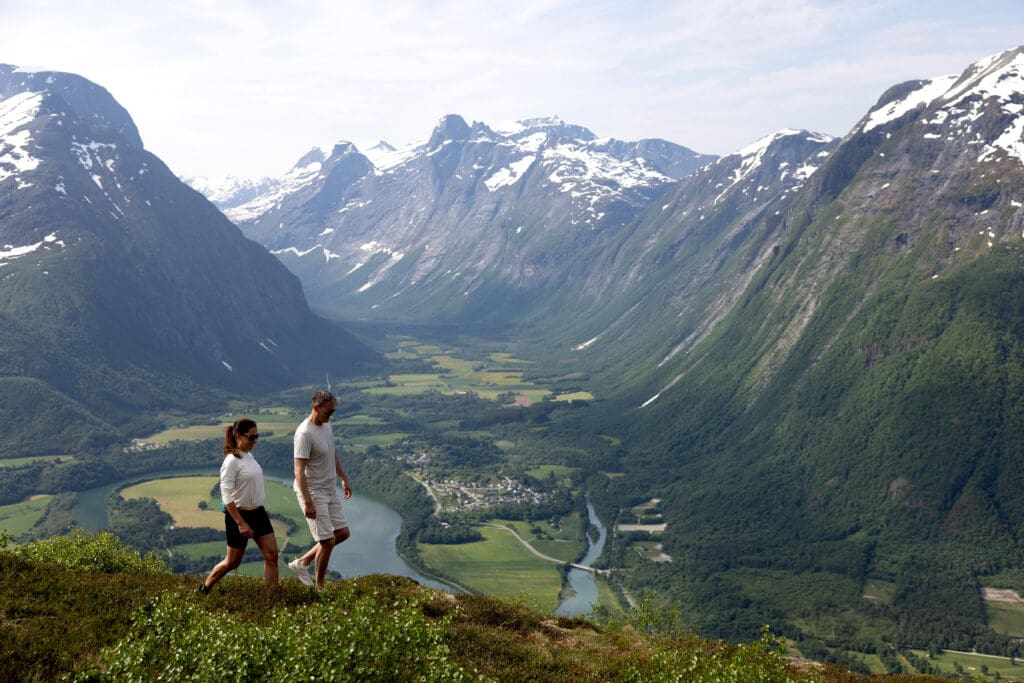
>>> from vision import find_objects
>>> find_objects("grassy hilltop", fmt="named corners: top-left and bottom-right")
top-left (0, 530), bottom-right (953, 683)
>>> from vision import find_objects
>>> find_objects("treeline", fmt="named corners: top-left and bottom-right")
top-left (417, 522), bottom-right (482, 544)
top-left (0, 439), bottom-right (224, 505)
top-left (344, 453), bottom-right (434, 564)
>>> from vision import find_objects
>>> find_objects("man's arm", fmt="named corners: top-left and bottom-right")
top-left (294, 457), bottom-right (316, 518)
top-left (334, 454), bottom-right (352, 500)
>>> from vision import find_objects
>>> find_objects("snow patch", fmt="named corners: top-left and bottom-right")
top-left (0, 92), bottom-right (43, 183)
top-left (484, 155), bottom-right (536, 191)
top-left (0, 232), bottom-right (64, 262)
top-left (862, 75), bottom-right (960, 132)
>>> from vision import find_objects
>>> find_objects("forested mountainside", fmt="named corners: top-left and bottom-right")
top-left (0, 65), bottom-right (379, 453)
top-left (572, 46), bottom-right (1024, 651)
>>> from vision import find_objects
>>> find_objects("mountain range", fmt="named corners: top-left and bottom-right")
top-left (189, 45), bottom-right (1024, 649)
top-left (194, 114), bottom-right (714, 323)
top-left (4, 40), bottom-right (1024, 659)
top-left (0, 65), bottom-right (379, 453)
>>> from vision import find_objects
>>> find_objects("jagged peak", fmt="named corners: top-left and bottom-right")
top-left (428, 114), bottom-right (471, 149)
top-left (294, 146), bottom-right (329, 167)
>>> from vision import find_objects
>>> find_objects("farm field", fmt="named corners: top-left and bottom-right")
top-left (120, 477), bottom-right (314, 552)
top-left (373, 344), bottom-right (559, 403)
top-left (494, 514), bottom-right (586, 563)
top-left (985, 598), bottom-right (1024, 637)
top-left (0, 455), bottom-right (74, 468)
top-left (417, 526), bottom-right (563, 612)
top-left (525, 464), bottom-right (578, 488)
top-left (0, 495), bottom-right (52, 536)
top-left (594, 576), bottom-right (626, 615)
top-left (121, 476), bottom-right (223, 528)
top-left (553, 392), bottom-right (594, 402)
top-left (142, 409), bottom-right (306, 445)
top-left (907, 648), bottom-right (1024, 681)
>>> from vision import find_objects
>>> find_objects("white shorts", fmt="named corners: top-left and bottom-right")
top-left (294, 485), bottom-right (348, 542)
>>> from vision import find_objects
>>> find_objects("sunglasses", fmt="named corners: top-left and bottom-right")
top-left (242, 433), bottom-right (259, 441)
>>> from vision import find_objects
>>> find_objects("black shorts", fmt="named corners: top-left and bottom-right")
top-left (225, 506), bottom-right (275, 548)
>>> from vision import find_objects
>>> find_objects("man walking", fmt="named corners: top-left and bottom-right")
top-left (287, 389), bottom-right (352, 589)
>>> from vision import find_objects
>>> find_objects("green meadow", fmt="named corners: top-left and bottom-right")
top-left (342, 433), bottom-right (409, 449)
top-left (120, 477), bottom-right (314, 554)
top-left (371, 345), bottom-right (558, 403)
top-left (494, 513), bottom-right (586, 563)
top-left (984, 598), bottom-right (1024, 637)
top-left (525, 464), bottom-right (578, 488)
top-left (0, 495), bottom-right (52, 536)
top-left (121, 476), bottom-right (223, 528)
top-left (336, 415), bottom-right (386, 425)
top-left (553, 392), bottom-right (594, 402)
top-left (0, 455), bottom-right (75, 468)
top-left (862, 578), bottom-right (896, 605)
top-left (417, 526), bottom-right (563, 612)
top-left (907, 648), bottom-right (1024, 681)
top-left (142, 410), bottom-right (306, 445)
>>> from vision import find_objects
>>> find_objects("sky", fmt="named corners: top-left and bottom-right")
top-left (3, 1), bottom-right (1023, 179)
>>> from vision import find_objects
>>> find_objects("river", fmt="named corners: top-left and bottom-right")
top-left (70, 469), bottom-right (456, 592)
top-left (554, 499), bottom-right (607, 617)
top-left (69, 471), bottom-right (607, 612)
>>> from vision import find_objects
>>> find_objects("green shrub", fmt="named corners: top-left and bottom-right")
top-left (12, 527), bottom-right (169, 575)
top-left (77, 584), bottom-right (484, 682)
top-left (620, 626), bottom-right (811, 683)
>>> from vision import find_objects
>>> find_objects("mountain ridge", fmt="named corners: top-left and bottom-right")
top-left (0, 63), bottom-right (380, 450)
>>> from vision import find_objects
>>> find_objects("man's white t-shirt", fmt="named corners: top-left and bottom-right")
top-left (293, 417), bottom-right (336, 492)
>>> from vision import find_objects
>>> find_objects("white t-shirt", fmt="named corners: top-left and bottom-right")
top-left (293, 417), bottom-right (337, 492)
top-left (220, 451), bottom-right (265, 509)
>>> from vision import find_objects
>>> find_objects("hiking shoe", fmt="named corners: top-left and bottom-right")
top-left (196, 583), bottom-right (210, 596)
top-left (288, 559), bottom-right (313, 587)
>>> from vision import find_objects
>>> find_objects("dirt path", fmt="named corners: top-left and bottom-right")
top-left (483, 524), bottom-right (565, 564)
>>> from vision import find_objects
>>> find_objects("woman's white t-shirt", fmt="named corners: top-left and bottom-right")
top-left (220, 451), bottom-right (266, 508)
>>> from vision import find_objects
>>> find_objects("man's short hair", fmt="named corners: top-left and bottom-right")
top-left (312, 389), bottom-right (336, 406)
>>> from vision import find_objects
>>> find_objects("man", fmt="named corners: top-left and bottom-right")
top-left (287, 389), bottom-right (352, 589)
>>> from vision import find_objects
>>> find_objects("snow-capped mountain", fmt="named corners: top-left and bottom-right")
top-left (202, 114), bottom-right (714, 321)
top-left (598, 45), bottom-right (1024, 637)
top-left (0, 64), bottom-right (378, 447)
top-left (182, 174), bottom-right (277, 210)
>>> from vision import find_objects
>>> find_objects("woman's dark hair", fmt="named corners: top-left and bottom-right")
top-left (223, 418), bottom-right (258, 456)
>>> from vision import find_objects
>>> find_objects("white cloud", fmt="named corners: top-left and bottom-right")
top-left (3, 0), bottom-right (1021, 177)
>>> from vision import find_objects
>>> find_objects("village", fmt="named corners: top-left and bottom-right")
top-left (394, 448), bottom-right (554, 513)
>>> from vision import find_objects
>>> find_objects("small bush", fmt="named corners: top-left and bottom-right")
top-left (77, 584), bottom-right (484, 682)
top-left (12, 527), bottom-right (169, 575)
top-left (620, 626), bottom-right (811, 683)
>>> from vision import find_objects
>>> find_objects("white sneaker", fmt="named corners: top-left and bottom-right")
top-left (288, 559), bottom-right (313, 587)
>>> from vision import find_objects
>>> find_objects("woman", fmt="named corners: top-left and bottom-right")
top-left (198, 418), bottom-right (280, 593)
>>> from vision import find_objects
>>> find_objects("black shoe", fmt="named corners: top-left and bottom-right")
top-left (196, 583), bottom-right (210, 595)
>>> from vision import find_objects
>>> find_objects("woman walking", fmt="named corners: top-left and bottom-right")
top-left (198, 418), bottom-right (280, 593)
